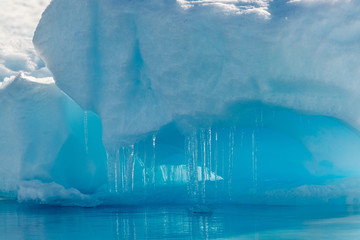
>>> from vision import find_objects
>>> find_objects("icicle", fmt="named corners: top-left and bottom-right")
top-left (152, 134), bottom-right (156, 187)
top-left (251, 130), bottom-right (258, 192)
top-left (214, 130), bottom-right (218, 191)
top-left (130, 144), bottom-right (135, 191)
top-left (186, 130), bottom-right (199, 203)
top-left (255, 136), bottom-right (258, 191)
top-left (228, 128), bottom-right (234, 200)
top-left (240, 129), bottom-right (244, 148)
top-left (121, 147), bottom-right (126, 192)
top-left (107, 148), bottom-right (116, 193)
top-left (208, 128), bottom-right (212, 179)
top-left (200, 129), bottom-right (206, 203)
top-left (114, 149), bottom-right (119, 193)
top-left (221, 129), bottom-right (225, 185)
top-left (191, 132), bottom-right (196, 201)
top-left (84, 111), bottom-right (89, 155)
top-left (107, 151), bottom-right (112, 193)
top-left (143, 146), bottom-right (147, 188)
top-left (193, 131), bottom-right (199, 203)
top-left (186, 136), bottom-right (191, 198)
top-left (170, 165), bottom-right (174, 182)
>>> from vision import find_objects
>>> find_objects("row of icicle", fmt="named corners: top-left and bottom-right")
top-left (83, 110), bottom-right (261, 201)
top-left (102, 128), bottom-right (258, 202)
top-left (84, 111), bottom-right (258, 202)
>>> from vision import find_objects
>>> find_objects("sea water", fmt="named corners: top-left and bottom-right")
top-left (1, 200), bottom-right (360, 240)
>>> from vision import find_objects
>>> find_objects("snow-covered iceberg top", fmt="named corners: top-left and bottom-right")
top-left (33, 0), bottom-right (360, 148)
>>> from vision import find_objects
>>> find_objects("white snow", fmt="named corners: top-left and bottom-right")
top-left (33, 0), bottom-right (360, 148)
top-left (0, 0), bottom-right (51, 80)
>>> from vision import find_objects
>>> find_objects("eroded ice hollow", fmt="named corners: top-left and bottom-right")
top-left (28, 0), bottom-right (360, 204)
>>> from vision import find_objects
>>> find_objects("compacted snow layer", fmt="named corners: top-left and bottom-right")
top-left (34, 0), bottom-right (360, 148)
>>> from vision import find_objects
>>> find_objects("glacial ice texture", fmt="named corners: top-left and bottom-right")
top-left (1, 0), bottom-right (360, 205)
top-left (0, 74), bottom-right (107, 199)
top-left (34, 0), bottom-right (360, 147)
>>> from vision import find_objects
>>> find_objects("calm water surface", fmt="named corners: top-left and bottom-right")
top-left (1, 200), bottom-right (360, 239)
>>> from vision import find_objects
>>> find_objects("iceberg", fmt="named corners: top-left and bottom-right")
top-left (34, 0), bottom-right (360, 147)
top-left (0, 73), bottom-right (107, 198)
top-left (1, 0), bottom-right (360, 205)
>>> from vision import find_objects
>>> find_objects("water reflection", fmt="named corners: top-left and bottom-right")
top-left (1, 201), bottom-right (360, 240)
top-left (109, 207), bottom-right (217, 239)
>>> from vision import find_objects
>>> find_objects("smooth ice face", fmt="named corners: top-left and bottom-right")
top-left (34, 0), bottom-right (360, 148)
top-left (0, 74), bottom-right (107, 198)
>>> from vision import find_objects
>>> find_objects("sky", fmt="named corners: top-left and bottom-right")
top-left (0, 0), bottom-right (51, 80)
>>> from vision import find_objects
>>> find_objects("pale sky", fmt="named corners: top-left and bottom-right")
top-left (0, 0), bottom-right (51, 80)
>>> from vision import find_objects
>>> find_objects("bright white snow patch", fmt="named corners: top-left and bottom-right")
top-left (288, 0), bottom-right (351, 4)
top-left (177, 0), bottom-right (271, 18)
top-left (21, 73), bottom-right (54, 85)
top-left (0, 75), bottom-right (16, 90)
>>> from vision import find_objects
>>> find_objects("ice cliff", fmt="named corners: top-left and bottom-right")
top-left (0, 74), bottom-right (107, 201)
top-left (1, 0), bottom-right (360, 205)
top-left (34, 0), bottom-right (360, 147)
